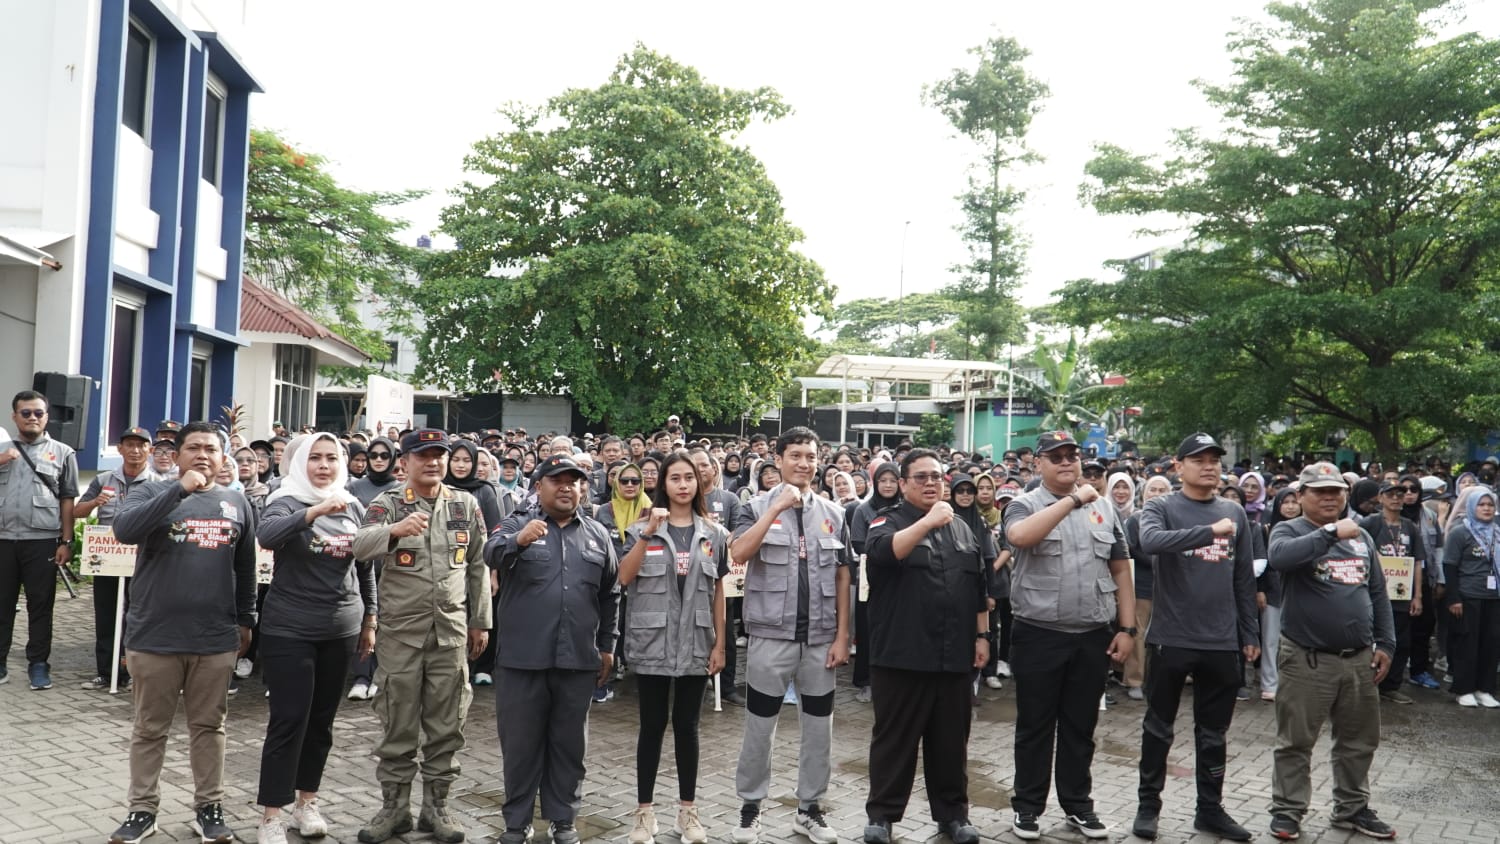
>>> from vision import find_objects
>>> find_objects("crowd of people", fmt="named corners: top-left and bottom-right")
top-left (1, 388), bottom-right (1495, 843)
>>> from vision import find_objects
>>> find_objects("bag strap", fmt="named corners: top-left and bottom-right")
top-left (13, 443), bottom-right (60, 499)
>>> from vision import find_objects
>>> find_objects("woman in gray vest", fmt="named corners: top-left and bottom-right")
top-left (617, 452), bottom-right (729, 844)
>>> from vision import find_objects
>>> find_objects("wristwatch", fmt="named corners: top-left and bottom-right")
top-left (975, 632), bottom-right (988, 640)
top-left (1118, 626), bottom-right (1139, 636)
top-left (1323, 522), bottom-right (1339, 537)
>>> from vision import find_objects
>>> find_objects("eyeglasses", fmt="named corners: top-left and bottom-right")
top-left (906, 472), bottom-right (944, 486)
top-left (1043, 451), bottom-right (1080, 464)
top-left (16, 409), bottom-right (46, 419)
top-left (1082, 468), bottom-right (1104, 477)
top-left (1402, 486), bottom-right (1419, 493)
top-left (618, 477), bottom-right (642, 486)
top-left (368, 452), bottom-right (392, 460)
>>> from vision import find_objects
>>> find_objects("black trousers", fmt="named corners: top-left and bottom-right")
top-left (1138, 645), bottom-right (1240, 811)
top-left (1010, 622), bottom-right (1111, 816)
top-left (984, 602), bottom-right (1013, 676)
top-left (1378, 609), bottom-right (1412, 692)
top-left (0, 538), bottom-right (59, 667)
top-left (853, 599), bottom-right (871, 688)
top-left (496, 667), bottom-right (596, 829)
top-left (635, 673), bottom-right (710, 803)
top-left (91, 574), bottom-right (131, 680)
top-left (1449, 598), bottom-right (1500, 696)
top-left (866, 667), bottom-right (972, 824)
top-left (244, 583), bottom-right (270, 663)
top-left (256, 633), bottom-right (356, 806)
top-left (1408, 583), bottom-right (1435, 676)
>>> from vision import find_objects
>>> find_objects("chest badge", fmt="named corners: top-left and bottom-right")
top-left (455, 531), bottom-right (469, 545)
top-left (396, 550), bottom-right (416, 567)
top-left (403, 488), bottom-right (416, 504)
top-left (449, 502), bottom-right (465, 521)
top-left (1089, 509), bottom-right (1104, 525)
top-left (701, 538), bottom-right (713, 556)
top-left (821, 518), bottom-right (835, 535)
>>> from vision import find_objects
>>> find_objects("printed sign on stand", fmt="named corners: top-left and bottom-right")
top-left (81, 525), bottom-right (137, 577)
top-left (1380, 555), bottom-right (1415, 602)
top-left (256, 545), bottom-right (276, 584)
top-left (723, 558), bottom-right (747, 599)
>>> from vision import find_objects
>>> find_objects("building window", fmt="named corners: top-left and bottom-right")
top-left (122, 22), bottom-right (152, 137)
top-left (202, 82), bottom-right (225, 187)
top-left (106, 299), bottom-right (142, 440)
top-left (274, 344), bottom-right (314, 430)
top-left (189, 354), bottom-right (210, 422)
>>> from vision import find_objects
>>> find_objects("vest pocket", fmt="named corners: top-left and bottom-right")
top-left (627, 609), bottom-right (669, 662)
top-left (693, 608), bottom-right (715, 659)
top-left (635, 562), bottom-right (669, 593)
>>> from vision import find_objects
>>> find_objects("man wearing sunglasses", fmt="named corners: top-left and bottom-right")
top-left (1001, 430), bottom-right (1135, 841)
top-left (0, 390), bottom-right (80, 690)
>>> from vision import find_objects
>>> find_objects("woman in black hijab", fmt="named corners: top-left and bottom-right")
top-left (348, 437), bottom-right (400, 507)
top-left (444, 439), bottom-right (506, 532)
top-left (848, 462), bottom-right (903, 702)
top-left (345, 441), bottom-right (367, 480)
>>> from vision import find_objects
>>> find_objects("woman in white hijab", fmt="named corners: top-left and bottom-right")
top-left (253, 433), bottom-right (376, 844)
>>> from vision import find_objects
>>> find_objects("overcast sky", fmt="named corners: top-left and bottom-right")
top-left (235, 1), bottom-right (1500, 316)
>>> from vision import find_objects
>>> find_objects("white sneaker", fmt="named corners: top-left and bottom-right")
top-left (735, 636), bottom-right (748, 647)
top-left (1458, 693), bottom-right (1479, 707)
top-left (676, 805), bottom-right (707, 844)
top-left (347, 681), bottom-right (369, 701)
top-left (996, 659), bottom-right (1013, 678)
top-left (258, 814), bottom-right (289, 844)
top-left (367, 682), bottom-right (380, 698)
top-left (473, 672), bottom-right (493, 686)
top-left (984, 675), bottom-right (1003, 689)
top-left (1477, 691), bottom-right (1500, 708)
top-left (628, 806), bottom-right (657, 844)
top-left (792, 804), bottom-right (837, 844)
top-left (235, 658), bottom-right (253, 679)
top-left (291, 798), bottom-right (329, 837)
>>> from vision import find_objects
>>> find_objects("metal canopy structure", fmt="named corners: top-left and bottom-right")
top-left (815, 354), bottom-right (1006, 450)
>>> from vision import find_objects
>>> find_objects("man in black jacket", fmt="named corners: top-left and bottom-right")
top-left (862, 449), bottom-right (988, 844)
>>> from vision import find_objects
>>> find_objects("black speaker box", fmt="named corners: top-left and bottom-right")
top-left (31, 372), bottom-right (91, 450)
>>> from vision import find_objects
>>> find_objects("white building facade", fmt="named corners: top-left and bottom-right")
top-left (0, 0), bottom-right (261, 470)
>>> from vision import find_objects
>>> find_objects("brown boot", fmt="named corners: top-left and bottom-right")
top-left (418, 780), bottom-right (466, 843)
top-left (357, 782), bottom-right (413, 843)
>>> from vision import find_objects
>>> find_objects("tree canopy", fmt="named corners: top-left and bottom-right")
top-left (243, 128), bottom-right (423, 361)
top-left (1061, 0), bottom-right (1500, 461)
top-left (925, 35), bottom-right (1048, 361)
top-left (416, 46), bottom-right (832, 431)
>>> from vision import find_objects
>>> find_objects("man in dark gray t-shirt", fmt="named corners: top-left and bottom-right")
top-left (1133, 433), bottom-right (1259, 842)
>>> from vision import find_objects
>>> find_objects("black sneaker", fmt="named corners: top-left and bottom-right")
top-left (1065, 811), bottom-right (1108, 839)
top-left (548, 820), bottom-right (580, 844)
top-left (497, 826), bottom-right (533, 844)
top-left (109, 811), bottom-right (157, 844)
top-left (28, 662), bottom-right (52, 690)
top-left (193, 802), bottom-right (233, 843)
top-left (227, 676), bottom-right (239, 696)
top-left (1131, 806), bottom-right (1159, 840)
top-left (1332, 807), bottom-right (1395, 840)
top-left (863, 818), bottom-right (892, 844)
top-left (1012, 811), bottom-right (1041, 841)
top-left (938, 819), bottom-right (979, 844)
top-left (1269, 814), bottom-right (1301, 840)
top-left (1193, 805), bottom-right (1250, 841)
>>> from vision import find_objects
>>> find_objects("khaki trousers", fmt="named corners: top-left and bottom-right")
top-left (124, 649), bottom-right (237, 812)
top-left (1270, 638), bottom-right (1381, 822)
top-left (1122, 599), bottom-right (1153, 688)
top-left (371, 630), bottom-right (472, 785)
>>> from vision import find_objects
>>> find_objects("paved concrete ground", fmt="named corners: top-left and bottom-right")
top-left (2, 586), bottom-right (1497, 843)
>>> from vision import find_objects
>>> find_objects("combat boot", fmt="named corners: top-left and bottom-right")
top-left (358, 781), bottom-right (413, 843)
top-left (418, 780), bottom-right (467, 843)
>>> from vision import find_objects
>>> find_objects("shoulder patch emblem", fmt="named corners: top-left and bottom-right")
top-left (365, 504), bottom-right (389, 525)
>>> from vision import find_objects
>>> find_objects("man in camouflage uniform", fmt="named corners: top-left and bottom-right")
top-left (352, 429), bottom-right (491, 843)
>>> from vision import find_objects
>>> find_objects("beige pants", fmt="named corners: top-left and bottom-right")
top-left (124, 649), bottom-right (237, 812)
top-left (1122, 599), bottom-right (1153, 688)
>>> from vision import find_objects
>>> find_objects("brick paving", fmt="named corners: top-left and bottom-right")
top-left (2, 586), bottom-right (1497, 843)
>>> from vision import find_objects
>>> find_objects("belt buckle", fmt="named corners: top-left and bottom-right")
top-left (1338, 647), bottom-right (1359, 658)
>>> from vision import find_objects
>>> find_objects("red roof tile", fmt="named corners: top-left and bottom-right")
top-left (239, 275), bottom-right (366, 361)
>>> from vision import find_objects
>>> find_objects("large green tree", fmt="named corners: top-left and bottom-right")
top-left (244, 128), bottom-right (423, 360)
top-left (925, 35), bottom-right (1048, 361)
top-left (416, 46), bottom-right (831, 431)
top-left (1062, 0), bottom-right (1500, 461)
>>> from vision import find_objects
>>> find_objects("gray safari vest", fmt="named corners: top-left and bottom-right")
top-left (742, 484), bottom-right (845, 645)
top-left (624, 514), bottom-right (727, 676)
top-left (1008, 486), bottom-right (1120, 632)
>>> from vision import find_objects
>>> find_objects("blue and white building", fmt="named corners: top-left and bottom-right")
top-left (0, 0), bottom-right (261, 470)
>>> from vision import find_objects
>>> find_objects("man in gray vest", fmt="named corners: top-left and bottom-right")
top-left (729, 427), bottom-right (851, 844)
top-left (1003, 430), bottom-right (1136, 841)
top-left (0, 390), bottom-right (80, 690)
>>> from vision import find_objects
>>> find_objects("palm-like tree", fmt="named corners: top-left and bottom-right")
top-left (1010, 334), bottom-right (1107, 435)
